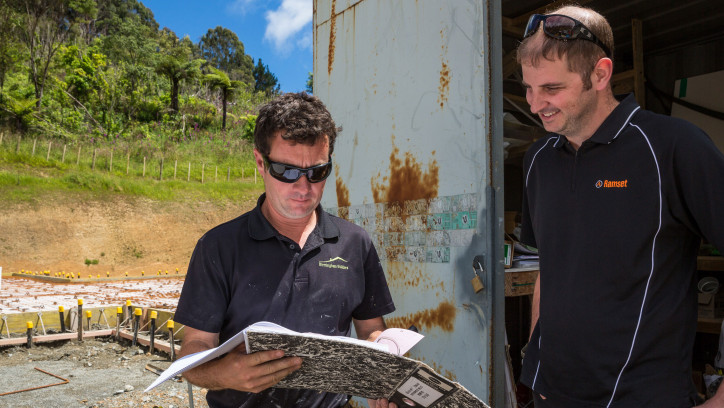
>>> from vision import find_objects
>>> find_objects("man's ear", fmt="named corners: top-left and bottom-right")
top-left (592, 57), bottom-right (614, 91)
top-left (253, 149), bottom-right (265, 177)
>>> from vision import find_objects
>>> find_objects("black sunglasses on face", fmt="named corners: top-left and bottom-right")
top-left (524, 14), bottom-right (612, 59)
top-left (263, 156), bottom-right (333, 183)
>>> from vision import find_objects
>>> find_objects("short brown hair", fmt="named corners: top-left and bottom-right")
top-left (516, 5), bottom-right (614, 90)
top-left (253, 92), bottom-right (338, 157)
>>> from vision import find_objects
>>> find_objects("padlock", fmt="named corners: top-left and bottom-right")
top-left (471, 275), bottom-right (484, 293)
top-left (471, 255), bottom-right (485, 293)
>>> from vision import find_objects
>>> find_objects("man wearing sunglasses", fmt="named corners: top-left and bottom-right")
top-left (173, 92), bottom-right (397, 408)
top-left (517, 5), bottom-right (724, 408)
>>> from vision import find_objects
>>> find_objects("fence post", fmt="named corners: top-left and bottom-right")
top-left (109, 148), bottom-right (113, 172)
top-left (187, 162), bottom-right (191, 181)
top-left (215, 166), bottom-right (218, 182)
top-left (242, 168), bottom-right (244, 179)
top-left (92, 148), bottom-right (97, 170)
top-left (32, 139), bottom-right (37, 156)
top-left (62, 144), bottom-right (67, 163)
top-left (159, 157), bottom-right (164, 181)
top-left (201, 163), bottom-right (205, 184)
top-left (46, 141), bottom-right (52, 161)
top-left (143, 157), bottom-right (146, 177)
top-left (0, 131), bottom-right (3, 145)
top-left (126, 152), bottom-right (130, 175)
top-left (174, 160), bottom-right (178, 179)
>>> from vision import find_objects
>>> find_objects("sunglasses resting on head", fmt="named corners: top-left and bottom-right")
top-left (263, 156), bottom-right (333, 183)
top-left (524, 13), bottom-right (612, 59)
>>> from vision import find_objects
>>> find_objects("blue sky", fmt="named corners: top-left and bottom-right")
top-left (142, 0), bottom-right (313, 93)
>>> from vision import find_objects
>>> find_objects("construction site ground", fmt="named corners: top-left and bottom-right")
top-left (0, 193), bottom-right (261, 407)
top-left (0, 337), bottom-right (209, 408)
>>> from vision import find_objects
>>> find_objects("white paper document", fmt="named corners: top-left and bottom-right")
top-left (145, 321), bottom-right (423, 392)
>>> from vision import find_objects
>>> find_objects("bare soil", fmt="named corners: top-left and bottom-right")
top-left (0, 194), bottom-right (258, 277)
top-left (0, 338), bottom-right (210, 408)
top-left (0, 193), bottom-right (260, 407)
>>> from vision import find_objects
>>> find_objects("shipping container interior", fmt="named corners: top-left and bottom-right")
top-left (500, 0), bottom-right (724, 404)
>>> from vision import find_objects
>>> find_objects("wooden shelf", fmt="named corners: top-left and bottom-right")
top-left (697, 316), bottom-right (723, 335)
top-left (698, 256), bottom-right (724, 272)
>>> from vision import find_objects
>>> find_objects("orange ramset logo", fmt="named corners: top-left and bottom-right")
top-left (596, 179), bottom-right (628, 188)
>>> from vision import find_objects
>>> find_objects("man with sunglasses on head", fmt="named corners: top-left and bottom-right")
top-left (517, 5), bottom-right (724, 408)
top-left (173, 92), bottom-right (397, 408)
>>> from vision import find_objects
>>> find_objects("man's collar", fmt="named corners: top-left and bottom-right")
top-left (554, 93), bottom-right (641, 149)
top-left (248, 193), bottom-right (339, 241)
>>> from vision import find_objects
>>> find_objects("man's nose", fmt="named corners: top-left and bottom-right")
top-left (527, 90), bottom-right (542, 114)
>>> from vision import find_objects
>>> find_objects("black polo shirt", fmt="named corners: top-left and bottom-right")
top-left (174, 194), bottom-right (395, 408)
top-left (520, 94), bottom-right (724, 407)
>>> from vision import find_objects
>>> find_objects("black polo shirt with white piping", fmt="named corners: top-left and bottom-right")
top-left (174, 193), bottom-right (395, 408)
top-left (520, 94), bottom-right (724, 407)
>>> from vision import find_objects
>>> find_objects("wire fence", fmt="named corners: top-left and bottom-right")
top-left (0, 132), bottom-right (260, 184)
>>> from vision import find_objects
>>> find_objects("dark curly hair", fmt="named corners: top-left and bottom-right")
top-left (253, 92), bottom-right (338, 157)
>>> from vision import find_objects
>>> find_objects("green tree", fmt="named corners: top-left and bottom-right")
top-left (252, 58), bottom-right (280, 96)
top-left (0, 4), bottom-right (23, 91)
top-left (100, 16), bottom-right (157, 109)
top-left (199, 26), bottom-right (253, 85)
top-left (92, 0), bottom-right (158, 37)
top-left (155, 29), bottom-right (204, 113)
top-left (306, 72), bottom-right (313, 94)
top-left (14, 0), bottom-right (97, 108)
top-left (204, 67), bottom-right (243, 130)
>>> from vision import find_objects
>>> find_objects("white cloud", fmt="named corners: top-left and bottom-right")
top-left (264, 0), bottom-right (313, 53)
top-left (226, 0), bottom-right (260, 16)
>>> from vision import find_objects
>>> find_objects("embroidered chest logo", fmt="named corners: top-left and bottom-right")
top-left (595, 179), bottom-right (628, 189)
top-left (319, 257), bottom-right (349, 270)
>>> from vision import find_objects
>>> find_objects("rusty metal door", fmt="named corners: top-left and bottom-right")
top-left (315, 0), bottom-right (504, 406)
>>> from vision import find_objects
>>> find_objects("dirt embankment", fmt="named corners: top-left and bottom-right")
top-left (0, 194), bottom-right (259, 277)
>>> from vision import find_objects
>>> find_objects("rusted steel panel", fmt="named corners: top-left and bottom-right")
top-left (315, 0), bottom-right (504, 404)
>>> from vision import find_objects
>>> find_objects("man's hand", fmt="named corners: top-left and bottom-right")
top-left (367, 398), bottom-right (398, 408)
top-left (179, 327), bottom-right (302, 393)
top-left (219, 343), bottom-right (303, 393)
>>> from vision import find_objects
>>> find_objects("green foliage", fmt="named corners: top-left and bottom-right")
top-left (182, 96), bottom-right (216, 129)
top-left (241, 114), bottom-right (256, 142)
top-left (85, 258), bottom-right (99, 266)
top-left (306, 72), bottom-right (314, 94)
top-left (0, 0), bottom-right (283, 150)
top-left (253, 59), bottom-right (280, 96)
top-left (1, 93), bottom-right (37, 131)
top-left (199, 26), bottom-right (254, 85)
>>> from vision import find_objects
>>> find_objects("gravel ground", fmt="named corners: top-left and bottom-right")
top-left (0, 337), bottom-right (209, 408)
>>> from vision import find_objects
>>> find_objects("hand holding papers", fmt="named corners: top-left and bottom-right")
top-left (146, 322), bottom-right (488, 407)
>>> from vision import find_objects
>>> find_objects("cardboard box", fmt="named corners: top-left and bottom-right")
top-left (504, 240), bottom-right (514, 269)
top-left (698, 292), bottom-right (724, 318)
top-left (505, 269), bottom-right (538, 297)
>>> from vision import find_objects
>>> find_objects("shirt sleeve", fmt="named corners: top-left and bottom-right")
top-left (352, 242), bottom-right (396, 320)
top-left (173, 234), bottom-right (230, 333)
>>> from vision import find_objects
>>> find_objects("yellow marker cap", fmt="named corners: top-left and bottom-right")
top-left (117, 307), bottom-right (123, 314)
top-left (126, 300), bottom-right (131, 306)
top-left (134, 308), bottom-right (142, 316)
top-left (86, 310), bottom-right (92, 318)
top-left (167, 320), bottom-right (175, 329)
top-left (150, 311), bottom-right (158, 319)
top-left (27, 321), bottom-right (33, 329)
top-left (77, 298), bottom-right (83, 306)
top-left (59, 306), bottom-right (65, 312)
